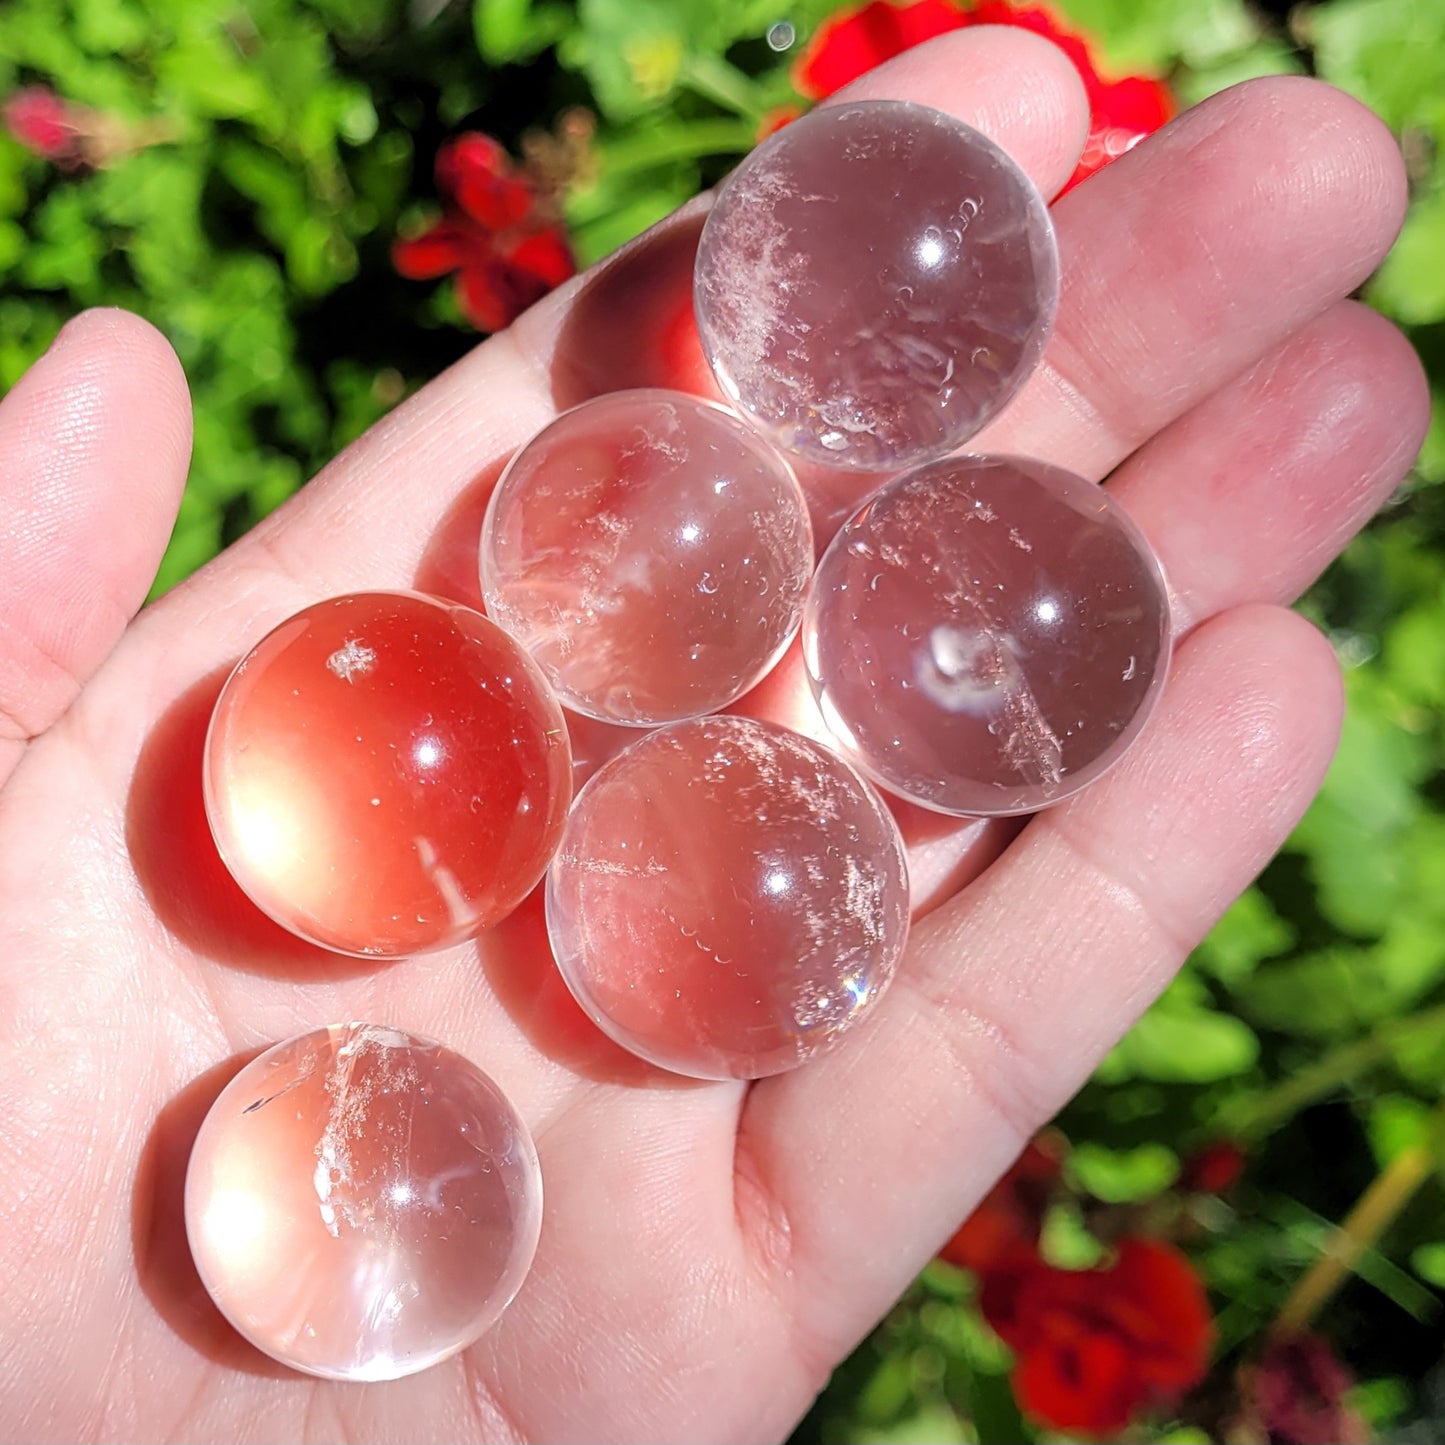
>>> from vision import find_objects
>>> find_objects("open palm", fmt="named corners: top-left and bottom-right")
top-left (0, 29), bottom-right (1426, 1444)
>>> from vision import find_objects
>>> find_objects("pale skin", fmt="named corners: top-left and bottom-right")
top-left (0, 27), bottom-right (1429, 1444)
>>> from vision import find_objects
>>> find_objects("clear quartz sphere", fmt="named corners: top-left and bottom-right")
top-left (546, 715), bottom-right (910, 1079)
top-left (694, 99), bottom-right (1058, 471)
top-left (185, 1023), bottom-right (542, 1381)
top-left (481, 389), bottom-right (814, 726)
top-left (804, 454), bottom-right (1171, 816)
top-left (204, 591), bottom-right (572, 958)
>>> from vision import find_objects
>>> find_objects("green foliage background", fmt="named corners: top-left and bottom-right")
top-left (2, 0), bottom-right (1444, 1439)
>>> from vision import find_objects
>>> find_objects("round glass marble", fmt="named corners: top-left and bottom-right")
top-left (804, 455), bottom-right (1171, 816)
top-left (694, 99), bottom-right (1058, 471)
top-left (205, 591), bottom-right (572, 957)
top-left (185, 1023), bottom-right (542, 1381)
top-left (481, 389), bottom-right (814, 726)
top-left (546, 715), bottom-right (910, 1079)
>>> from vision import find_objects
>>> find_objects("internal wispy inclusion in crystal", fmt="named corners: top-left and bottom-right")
top-left (481, 389), bottom-right (814, 727)
top-left (185, 1024), bottom-right (543, 1381)
top-left (804, 455), bottom-right (1171, 816)
top-left (694, 100), bottom-right (1058, 471)
top-left (545, 715), bottom-right (910, 1080)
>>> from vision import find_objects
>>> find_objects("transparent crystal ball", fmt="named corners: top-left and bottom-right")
top-left (481, 390), bottom-right (814, 726)
top-left (185, 1023), bottom-right (542, 1381)
top-left (694, 100), bottom-right (1058, 471)
top-left (804, 455), bottom-right (1171, 816)
top-left (205, 591), bottom-right (572, 957)
top-left (546, 715), bottom-right (910, 1079)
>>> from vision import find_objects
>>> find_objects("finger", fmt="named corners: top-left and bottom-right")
top-left (1110, 299), bottom-right (1429, 633)
top-left (736, 604), bottom-right (1343, 1346)
top-left (0, 309), bottom-right (191, 783)
top-left (976, 75), bottom-right (1407, 471)
top-left (754, 297), bottom-right (1427, 911)
top-left (750, 77), bottom-right (1407, 864)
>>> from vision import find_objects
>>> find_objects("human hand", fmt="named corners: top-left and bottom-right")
top-left (0, 27), bottom-right (1426, 1444)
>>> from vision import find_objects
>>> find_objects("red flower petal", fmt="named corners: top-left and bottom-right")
top-left (1016, 1325), bottom-right (1138, 1436)
top-left (437, 133), bottom-right (535, 230)
top-left (757, 104), bottom-right (803, 141)
top-left (793, 0), bottom-right (970, 100)
top-left (504, 225), bottom-right (576, 291)
top-left (455, 224), bottom-right (575, 332)
top-left (1106, 1238), bottom-right (1215, 1385)
top-left (1094, 73), bottom-right (1174, 133)
top-left (391, 219), bottom-right (481, 279)
top-left (790, 0), bottom-right (1173, 192)
top-left (978, 1257), bottom-right (1039, 1352)
top-left (1180, 1139), bottom-right (1247, 1195)
top-left (456, 260), bottom-right (513, 334)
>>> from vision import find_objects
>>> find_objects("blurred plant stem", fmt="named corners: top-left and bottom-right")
top-left (678, 53), bottom-right (765, 120)
top-left (1217, 1001), bottom-right (1445, 1142)
top-left (592, 117), bottom-right (757, 175)
top-left (1271, 1126), bottom-right (1437, 1336)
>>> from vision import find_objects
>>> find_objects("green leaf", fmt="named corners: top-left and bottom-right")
top-left (1039, 1201), bottom-right (1107, 1268)
top-left (1389, 1021), bottom-right (1445, 1091)
top-left (155, 34), bottom-right (275, 122)
top-left (848, 1404), bottom-right (969, 1445)
top-left (1370, 187), bottom-right (1445, 326)
top-left (1240, 922), bottom-right (1445, 1039)
top-left (1194, 887), bottom-right (1295, 986)
top-left (1414, 387), bottom-right (1445, 486)
top-left (1386, 592), bottom-right (1445, 708)
top-left (1176, 36), bottom-right (1304, 106)
top-left (0, 135), bottom-right (30, 219)
top-left (1411, 1242), bottom-right (1445, 1288)
top-left (473, 0), bottom-right (570, 64)
top-left (564, 0), bottom-right (766, 120)
top-left (569, 169), bottom-right (699, 265)
top-left (1290, 694), bottom-right (1431, 935)
top-left (0, 219), bottom-right (24, 276)
top-left (1053, 0), bottom-right (1259, 74)
top-left (1068, 1141), bottom-right (1180, 1203)
top-left (19, 189), bottom-right (106, 297)
top-left (852, 1350), bottom-right (917, 1427)
top-left (1368, 1094), bottom-right (1433, 1166)
top-left (1350, 1376), bottom-right (1413, 1431)
top-left (966, 1366), bottom-right (1033, 1444)
top-left (1115, 1001), bottom-right (1260, 1082)
top-left (564, 0), bottom-right (685, 118)
top-left (71, 0), bottom-right (151, 56)
top-left (1305, 0), bottom-right (1445, 132)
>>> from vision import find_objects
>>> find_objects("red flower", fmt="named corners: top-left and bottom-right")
top-left (983, 1238), bottom-right (1215, 1437)
top-left (791, 0), bottom-right (1174, 192)
top-left (393, 133), bottom-right (575, 333)
top-left (3, 86), bottom-right (83, 165)
top-left (1180, 1139), bottom-right (1247, 1195)
top-left (939, 1134), bottom-right (1063, 1274)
